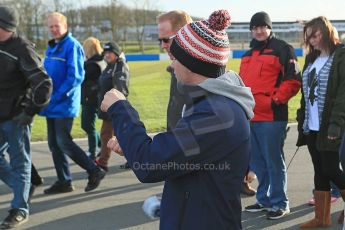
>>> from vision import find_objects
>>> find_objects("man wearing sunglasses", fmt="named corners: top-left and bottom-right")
top-left (156, 10), bottom-right (192, 131)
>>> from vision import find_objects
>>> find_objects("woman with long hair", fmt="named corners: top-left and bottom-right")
top-left (81, 37), bottom-right (106, 160)
top-left (297, 16), bottom-right (345, 228)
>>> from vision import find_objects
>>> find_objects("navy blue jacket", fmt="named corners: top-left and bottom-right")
top-left (107, 86), bottom-right (250, 230)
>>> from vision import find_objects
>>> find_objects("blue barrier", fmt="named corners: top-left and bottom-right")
top-left (232, 50), bottom-right (247, 59)
top-left (125, 54), bottom-right (160, 61)
top-left (294, 48), bottom-right (303, 57)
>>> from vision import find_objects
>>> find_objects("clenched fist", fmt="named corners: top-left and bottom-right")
top-left (107, 136), bottom-right (124, 156)
top-left (101, 89), bottom-right (126, 112)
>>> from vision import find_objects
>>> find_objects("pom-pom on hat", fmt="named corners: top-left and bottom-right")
top-left (170, 9), bottom-right (231, 78)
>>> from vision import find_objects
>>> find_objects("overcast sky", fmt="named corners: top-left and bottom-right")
top-left (83, 0), bottom-right (344, 22)
top-left (154, 0), bottom-right (344, 22)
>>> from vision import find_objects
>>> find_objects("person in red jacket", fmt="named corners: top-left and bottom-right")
top-left (240, 11), bottom-right (301, 220)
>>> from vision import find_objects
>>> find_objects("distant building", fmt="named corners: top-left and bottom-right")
top-left (227, 20), bottom-right (345, 49)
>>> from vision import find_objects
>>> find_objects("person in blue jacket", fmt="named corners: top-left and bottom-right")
top-left (101, 10), bottom-right (255, 230)
top-left (40, 12), bottom-right (105, 194)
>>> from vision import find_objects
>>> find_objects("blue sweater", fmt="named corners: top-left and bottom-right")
top-left (107, 86), bottom-right (251, 229)
top-left (40, 33), bottom-right (84, 118)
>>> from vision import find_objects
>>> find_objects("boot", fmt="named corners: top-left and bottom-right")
top-left (300, 191), bottom-right (331, 228)
top-left (31, 163), bottom-right (44, 186)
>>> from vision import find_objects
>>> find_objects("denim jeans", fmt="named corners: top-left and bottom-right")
top-left (46, 118), bottom-right (98, 183)
top-left (249, 121), bottom-right (289, 210)
top-left (0, 120), bottom-right (31, 214)
top-left (81, 105), bottom-right (100, 154)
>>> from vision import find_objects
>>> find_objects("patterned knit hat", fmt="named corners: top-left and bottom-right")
top-left (170, 9), bottom-right (231, 78)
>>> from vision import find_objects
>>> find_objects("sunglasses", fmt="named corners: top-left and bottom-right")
top-left (158, 35), bottom-right (176, 44)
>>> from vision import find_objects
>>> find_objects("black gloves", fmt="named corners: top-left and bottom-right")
top-left (13, 112), bottom-right (34, 125)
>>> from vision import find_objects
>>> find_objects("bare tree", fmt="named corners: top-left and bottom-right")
top-left (131, 0), bottom-right (158, 53)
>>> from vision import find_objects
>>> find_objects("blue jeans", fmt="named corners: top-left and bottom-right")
top-left (249, 121), bottom-right (289, 210)
top-left (0, 120), bottom-right (31, 214)
top-left (81, 105), bottom-right (100, 154)
top-left (47, 118), bottom-right (98, 183)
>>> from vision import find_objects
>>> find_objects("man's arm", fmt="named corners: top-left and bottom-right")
top-left (105, 98), bottom-right (242, 183)
top-left (272, 44), bottom-right (301, 104)
top-left (50, 42), bottom-right (84, 105)
top-left (18, 43), bottom-right (52, 117)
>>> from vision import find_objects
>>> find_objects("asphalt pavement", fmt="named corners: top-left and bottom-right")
top-left (0, 124), bottom-right (344, 229)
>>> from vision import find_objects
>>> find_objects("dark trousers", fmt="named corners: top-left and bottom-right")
top-left (81, 105), bottom-right (101, 154)
top-left (306, 131), bottom-right (345, 191)
top-left (47, 118), bottom-right (98, 183)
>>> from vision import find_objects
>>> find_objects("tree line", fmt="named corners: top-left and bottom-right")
top-left (2, 0), bottom-right (161, 53)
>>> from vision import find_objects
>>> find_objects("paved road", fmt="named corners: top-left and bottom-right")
top-left (0, 124), bottom-right (344, 229)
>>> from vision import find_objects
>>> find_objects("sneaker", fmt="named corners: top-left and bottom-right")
top-left (44, 181), bottom-right (74, 194)
top-left (266, 208), bottom-right (290, 220)
top-left (308, 196), bottom-right (338, 206)
top-left (85, 168), bottom-right (106, 192)
top-left (120, 162), bottom-right (130, 170)
top-left (245, 203), bottom-right (270, 212)
top-left (331, 196), bottom-right (339, 204)
top-left (308, 197), bottom-right (315, 206)
top-left (0, 209), bottom-right (28, 229)
top-left (31, 176), bottom-right (44, 187)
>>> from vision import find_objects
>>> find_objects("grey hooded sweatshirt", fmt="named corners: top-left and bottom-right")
top-left (198, 70), bottom-right (255, 119)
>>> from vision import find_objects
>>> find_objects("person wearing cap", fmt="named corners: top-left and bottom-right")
top-left (101, 10), bottom-right (255, 229)
top-left (95, 41), bottom-right (129, 172)
top-left (156, 10), bottom-right (192, 132)
top-left (40, 12), bottom-right (106, 195)
top-left (0, 5), bottom-right (52, 229)
top-left (240, 11), bottom-right (301, 219)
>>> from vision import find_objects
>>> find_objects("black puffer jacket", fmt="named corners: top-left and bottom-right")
top-left (0, 33), bottom-right (52, 122)
top-left (98, 59), bottom-right (129, 120)
top-left (81, 54), bottom-right (106, 107)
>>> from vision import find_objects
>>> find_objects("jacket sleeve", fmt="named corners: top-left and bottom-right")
top-left (50, 43), bottom-right (85, 106)
top-left (327, 53), bottom-right (345, 138)
top-left (19, 43), bottom-right (52, 116)
top-left (112, 61), bottom-right (130, 97)
top-left (272, 44), bottom-right (301, 104)
top-left (296, 89), bottom-right (307, 146)
top-left (107, 100), bottom-right (234, 183)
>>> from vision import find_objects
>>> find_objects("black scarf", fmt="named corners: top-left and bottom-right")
top-left (249, 32), bottom-right (274, 49)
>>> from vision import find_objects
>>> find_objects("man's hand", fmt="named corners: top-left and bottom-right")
top-left (244, 171), bottom-right (256, 183)
top-left (13, 112), bottom-right (33, 125)
top-left (101, 89), bottom-right (126, 112)
top-left (107, 136), bottom-right (124, 156)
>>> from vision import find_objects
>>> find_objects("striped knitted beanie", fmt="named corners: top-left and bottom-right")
top-left (170, 9), bottom-right (231, 78)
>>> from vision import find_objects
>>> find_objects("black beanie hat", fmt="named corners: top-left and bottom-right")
top-left (250, 11), bottom-right (272, 30)
top-left (103, 42), bottom-right (121, 57)
top-left (0, 5), bottom-right (18, 32)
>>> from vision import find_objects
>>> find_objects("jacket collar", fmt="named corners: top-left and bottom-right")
top-left (48, 32), bottom-right (69, 48)
top-left (249, 32), bottom-right (274, 49)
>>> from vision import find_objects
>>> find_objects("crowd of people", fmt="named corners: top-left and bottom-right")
top-left (1, 4), bottom-right (345, 230)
